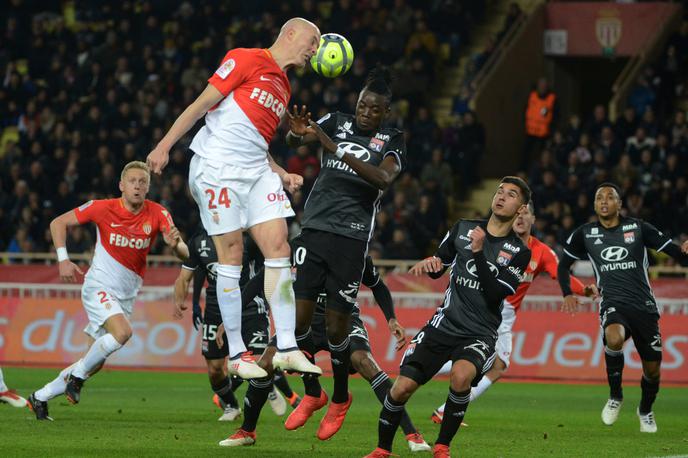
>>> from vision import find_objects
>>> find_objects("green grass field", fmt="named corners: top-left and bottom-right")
top-left (1, 367), bottom-right (687, 457)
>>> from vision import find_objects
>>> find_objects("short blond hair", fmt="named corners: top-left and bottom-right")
top-left (121, 161), bottom-right (150, 181)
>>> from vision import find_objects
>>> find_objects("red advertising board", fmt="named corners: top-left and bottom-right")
top-left (1, 267), bottom-right (687, 384)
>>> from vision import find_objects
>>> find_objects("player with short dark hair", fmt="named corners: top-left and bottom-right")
top-left (431, 200), bottom-right (596, 422)
top-left (366, 177), bottom-right (532, 458)
top-left (558, 182), bottom-right (688, 433)
top-left (283, 65), bottom-right (406, 439)
top-left (173, 229), bottom-right (300, 422)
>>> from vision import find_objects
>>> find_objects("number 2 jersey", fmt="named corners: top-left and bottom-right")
top-left (429, 219), bottom-right (531, 338)
top-left (301, 112), bottom-right (406, 242)
top-left (562, 216), bottom-right (672, 314)
top-left (74, 198), bottom-right (173, 300)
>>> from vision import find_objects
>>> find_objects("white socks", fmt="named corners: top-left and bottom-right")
top-left (72, 333), bottom-right (123, 379)
top-left (35, 362), bottom-right (79, 401)
top-left (0, 367), bottom-right (7, 392)
top-left (470, 376), bottom-right (493, 401)
top-left (216, 264), bottom-right (247, 358)
top-left (264, 257), bottom-right (298, 350)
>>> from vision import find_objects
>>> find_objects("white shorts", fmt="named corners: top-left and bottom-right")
top-left (495, 302), bottom-right (517, 367)
top-left (81, 283), bottom-right (134, 340)
top-left (189, 154), bottom-right (296, 236)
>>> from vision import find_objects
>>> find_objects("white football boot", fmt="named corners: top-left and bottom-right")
top-left (268, 387), bottom-right (287, 416)
top-left (218, 406), bottom-right (242, 421)
top-left (273, 349), bottom-right (322, 375)
top-left (227, 352), bottom-right (268, 379)
top-left (637, 408), bottom-right (658, 433)
top-left (601, 398), bottom-right (623, 425)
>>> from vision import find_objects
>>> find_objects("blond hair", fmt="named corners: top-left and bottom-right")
top-left (120, 161), bottom-right (150, 182)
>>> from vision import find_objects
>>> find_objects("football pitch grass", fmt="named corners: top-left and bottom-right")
top-left (1, 367), bottom-right (687, 457)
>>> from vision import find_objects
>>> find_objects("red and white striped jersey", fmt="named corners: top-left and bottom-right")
top-left (190, 48), bottom-right (291, 168)
top-left (74, 198), bottom-right (173, 300)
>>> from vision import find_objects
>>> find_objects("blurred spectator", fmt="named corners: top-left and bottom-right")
top-left (523, 77), bottom-right (558, 168)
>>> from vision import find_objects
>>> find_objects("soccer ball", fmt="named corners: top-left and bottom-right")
top-left (310, 33), bottom-right (354, 78)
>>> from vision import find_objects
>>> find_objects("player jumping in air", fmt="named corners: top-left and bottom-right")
top-left (365, 177), bottom-right (532, 458)
top-left (147, 18), bottom-right (322, 379)
top-left (173, 229), bottom-right (300, 422)
top-left (284, 65), bottom-right (406, 440)
top-left (431, 201), bottom-right (596, 422)
top-left (558, 182), bottom-right (688, 433)
top-left (28, 161), bottom-right (188, 420)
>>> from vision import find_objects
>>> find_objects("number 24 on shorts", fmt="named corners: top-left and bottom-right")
top-left (205, 188), bottom-right (231, 209)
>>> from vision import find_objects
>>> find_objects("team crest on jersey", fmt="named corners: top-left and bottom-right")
top-left (142, 222), bottom-right (152, 235)
top-left (215, 58), bottom-right (235, 79)
top-left (496, 250), bottom-right (512, 266)
top-left (623, 231), bottom-right (635, 244)
top-left (368, 137), bottom-right (384, 152)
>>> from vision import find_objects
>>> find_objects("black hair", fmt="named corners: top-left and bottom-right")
top-left (595, 182), bottom-right (622, 198)
top-left (500, 176), bottom-right (532, 204)
top-left (363, 64), bottom-right (393, 103)
top-left (527, 200), bottom-right (535, 214)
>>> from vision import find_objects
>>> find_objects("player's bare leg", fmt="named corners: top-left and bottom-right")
top-left (601, 323), bottom-right (625, 425)
top-left (219, 346), bottom-right (277, 447)
top-left (351, 351), bottom-right (430, 452)
top-left (433, 356), bottom-right (506, 423)
top-left (213, 230), bottom-right (266, 379)
top-left (62, 314), bottom-right (132, 405)
top-left (637, 359), bottom-right (660, 433)
top-left (31, 334), bottom-right (106, 419)
top-left (250, 219), bottom-right (320, 375)
top-left (0, 367), bottom-right (27, 408)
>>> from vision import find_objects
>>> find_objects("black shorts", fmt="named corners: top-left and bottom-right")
top-left (600, 305), bottom-right (662, 362)
top-left (292, 229), bottom-right (367, 313)
top-left (202, 303), bottom-right (270, 360)
top-left (399, 325), bottom-right (497, 386)
top-left (310, 311), bottom-right (371, 354)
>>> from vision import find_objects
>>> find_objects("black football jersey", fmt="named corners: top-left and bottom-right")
top-left (301, 112), bottom-right (406, 241)
top-left (563, 217), bottom-right (672, 314)
top-left (429, 219), bottom-right (530, 338)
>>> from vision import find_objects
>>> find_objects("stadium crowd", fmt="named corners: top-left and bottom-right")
top-left (522, 21), bottom-right (688, 263)
top-left (1, 0), bottom-right (486, 260)
top-left (2, 0), bottom-right (687, 264)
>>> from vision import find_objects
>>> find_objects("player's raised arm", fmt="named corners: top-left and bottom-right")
top-left (147, 84), bottom-right (224, 174)
top-left (50, 208), bottom-right (85, 283)
top-left (163, 226), bottom-right (189, 261)
top-left (308, 119), bottom-right (401, 190)
top-left (286, 105), bottom-right (319, 147)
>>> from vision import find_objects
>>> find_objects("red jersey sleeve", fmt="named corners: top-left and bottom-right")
top-left (73, 200), bottom-right (106, 224)
top-left (542, 244), bottom-right (586, 295)
top-left (208, 49), bottom-right (251, 97)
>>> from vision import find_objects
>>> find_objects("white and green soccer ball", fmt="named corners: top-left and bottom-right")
top-left (310, 33), bottom-right (354, 78)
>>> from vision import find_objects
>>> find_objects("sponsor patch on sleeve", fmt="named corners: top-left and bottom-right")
top-left (215, 58), bottom-right (235, 79)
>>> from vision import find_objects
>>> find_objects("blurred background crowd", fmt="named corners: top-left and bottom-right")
top-left (1, 0), bottom-right (687, 264)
